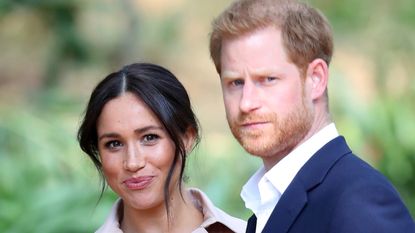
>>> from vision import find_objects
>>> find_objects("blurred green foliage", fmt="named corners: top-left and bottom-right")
top-left (0, 103), bottom-right (111, 232)
top-left (0, 0), bottom-right (414, 232)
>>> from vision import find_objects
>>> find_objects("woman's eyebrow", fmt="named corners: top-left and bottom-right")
top-left (98, 132), bottom-right (119, 141)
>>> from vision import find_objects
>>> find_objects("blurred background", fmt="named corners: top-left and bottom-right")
top-left (0, 0), bottom-right (414, 232)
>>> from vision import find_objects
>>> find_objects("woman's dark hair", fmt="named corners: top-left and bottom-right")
top-left (77, 62), bottom-right (200, 214)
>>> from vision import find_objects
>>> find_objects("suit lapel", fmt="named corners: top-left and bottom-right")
top-left (261, 136), bottom-right (351, 233)
top-left (246, 214), bottom-right (257, 233)
top-left (262, 179), bottom-right (307, 233)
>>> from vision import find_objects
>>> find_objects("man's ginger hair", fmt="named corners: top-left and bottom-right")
top-left (209, 0), bottom-right (333, 75)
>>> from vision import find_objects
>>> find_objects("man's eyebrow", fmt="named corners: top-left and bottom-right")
top-left (221, 68), bottom-right (281, 79)
top-left (221, 70), bottom-right (241, 79)
top-left (253, 68), bottom-right (280, 76)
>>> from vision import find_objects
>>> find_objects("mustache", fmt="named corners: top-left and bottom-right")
top-left (236, 113), bottom-right (276, 125)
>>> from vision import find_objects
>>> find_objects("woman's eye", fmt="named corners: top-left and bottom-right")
top-left (105, 140), bottom-right (123, 149)
top-left (143, 134), bottom-right (160, 144)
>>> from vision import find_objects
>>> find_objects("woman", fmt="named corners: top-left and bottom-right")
top-left (78, 63), bottom-right (246, 233)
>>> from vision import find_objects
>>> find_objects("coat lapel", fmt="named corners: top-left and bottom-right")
top-left (246, 214), bottom-right (257, 233)
top-left (261, 179), bottom-right (307, 233)
top-left (261, 136), bottom-right (351, 233)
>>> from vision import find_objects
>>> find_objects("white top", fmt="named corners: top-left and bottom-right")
top-left (240, 123), bottom-right (339, 233)
top-left (96, 188), bottom-right (247, 233)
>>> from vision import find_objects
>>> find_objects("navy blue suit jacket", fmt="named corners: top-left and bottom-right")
top-left (246, 136), bottom-right (415, 233)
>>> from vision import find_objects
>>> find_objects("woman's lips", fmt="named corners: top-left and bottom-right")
top-left (123, 176), bottom-right (154, 190)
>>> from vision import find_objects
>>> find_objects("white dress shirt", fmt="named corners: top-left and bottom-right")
top-left (241, 123), bottom-right (339, 233)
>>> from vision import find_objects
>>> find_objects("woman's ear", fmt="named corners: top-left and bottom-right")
top-left (182, 127), bottom-right (196, 154)
top-left (306, 58), bottom-right (329, 100)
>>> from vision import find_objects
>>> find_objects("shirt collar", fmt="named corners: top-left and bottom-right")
top-left (266, 123), bottom-right (339, 195)
top-left (95, 199), bottom-right (123, 233)
top-left (240, 167), bottom-right (266, 211)
top-left (189, 188), bottom-right (246, 232)
top-left (97, 189), bottom-right (246, 233)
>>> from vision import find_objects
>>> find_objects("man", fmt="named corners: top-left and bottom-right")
top-left (208, 0), bottom-right (415, 232)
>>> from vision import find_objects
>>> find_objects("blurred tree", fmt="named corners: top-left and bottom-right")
top-left (0, 0), bottom-right (87, 88)
top-left (0, 1), bottom-right (414, 232)
top-left (317, 0), bottom-right (415, 216)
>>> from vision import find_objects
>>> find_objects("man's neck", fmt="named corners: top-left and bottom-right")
top-left (262, 114), bottom-right (332, 171)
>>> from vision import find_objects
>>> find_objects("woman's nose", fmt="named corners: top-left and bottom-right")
top-left (123, 143), bottom-right (145, 172)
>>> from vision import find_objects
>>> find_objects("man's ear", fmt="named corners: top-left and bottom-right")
top-left (306, 58), bottom-right (329, 100)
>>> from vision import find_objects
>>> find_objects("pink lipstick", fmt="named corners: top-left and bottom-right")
top-left (123, 176), bottom-right (154, 190)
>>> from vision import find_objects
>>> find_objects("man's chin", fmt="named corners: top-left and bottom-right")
top-left (240, 141), bottom-right (273, 157)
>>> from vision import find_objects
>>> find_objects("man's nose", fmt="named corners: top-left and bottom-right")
top-left (239, 80), bottom-right (260, 113)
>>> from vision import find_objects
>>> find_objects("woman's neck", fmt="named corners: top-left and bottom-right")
top-left (121, 188), bottom-right (204, 233)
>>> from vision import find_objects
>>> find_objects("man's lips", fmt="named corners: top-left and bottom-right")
top-left (240, 121), bottom-right (269, 127)
top-left (123, 176), bottom-right (154, 190)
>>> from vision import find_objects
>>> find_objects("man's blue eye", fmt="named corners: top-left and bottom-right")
top-left (232, 80), bottom-right (244, 86)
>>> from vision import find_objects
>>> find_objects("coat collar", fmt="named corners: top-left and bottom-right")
top-left (248, 136), bottom-right (351, 233)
